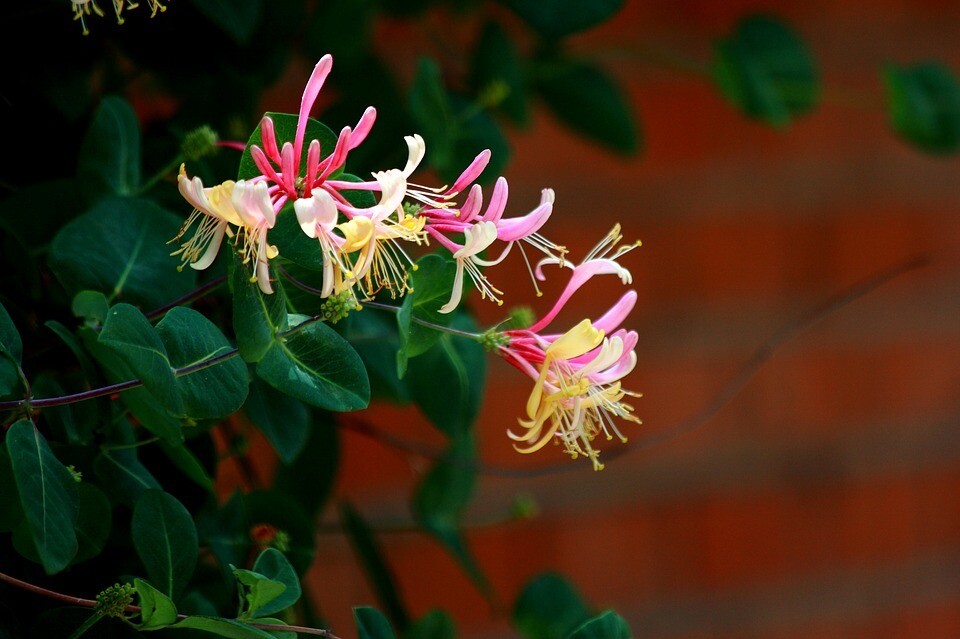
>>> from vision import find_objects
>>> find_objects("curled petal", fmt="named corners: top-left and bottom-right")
top-left (294, 190), bottom-right (339, 238)
top-left (496, 188), bottom-right (554, 242)
top-left (591, 291), bottom-right (637, 334)
top-left (402, 134), bottom-right (426, 178)
top-left (232, 180), bottom-right (276, 228)
top-left (528, 259), bottom-right (632, 334)
top-left (546, 319), bottom-right (604, 360)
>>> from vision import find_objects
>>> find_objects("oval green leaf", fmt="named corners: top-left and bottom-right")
top-left (132, 489), bottom-right (199, 599)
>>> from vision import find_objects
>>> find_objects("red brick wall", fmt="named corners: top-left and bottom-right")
top-left (231, 2), bottom-right (960, 637)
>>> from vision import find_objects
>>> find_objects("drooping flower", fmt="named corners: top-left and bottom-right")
top-left (495, 228), bottom-right (642, 470)
top-left (172, 167), bottom-right (278, 294)
top-left (71, 0), bottom-right (166, 34)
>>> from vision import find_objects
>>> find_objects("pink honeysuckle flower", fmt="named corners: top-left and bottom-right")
top-left (494, 229), bottom-right (642, 470)
top-left (172, 167), bottom-right (278, 294)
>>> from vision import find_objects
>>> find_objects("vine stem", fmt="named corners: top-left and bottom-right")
top-left (137, 154), bottom-right (184, 195)
top-left (145, 275), bottom-right (227, 321)
top-left (0, 571), bottom-right (342, 638)
top-left (276, 265), bottom-right (481, 340)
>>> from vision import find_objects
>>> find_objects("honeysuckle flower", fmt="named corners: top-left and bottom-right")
top-left (172, 168), bottom-right (278, 294)
top-left (72, 0), bottom-right (166, 34)
top-left (495, 229), bottom-right (642, 470)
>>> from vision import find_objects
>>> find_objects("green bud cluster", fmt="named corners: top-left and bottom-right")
top-left (181, 125), bottom-right (219, 162)
top-left (481, 328), bottom-right (511, 352)
top-left (402, 202), bottom-right (424, 217)
top-left (503, 305), bottom-right (536, 331)
top-left (510, 493), bottom-right (540, 520)
top-left (322, 291), bottom-right (360, 324)
top-left (94, 583), bottom-right (135, 618)
top-left (67, 465), bottom-right (83, 483)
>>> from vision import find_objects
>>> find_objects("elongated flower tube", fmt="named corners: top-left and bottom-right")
top-left (494, 230), bottom-right (642, 470)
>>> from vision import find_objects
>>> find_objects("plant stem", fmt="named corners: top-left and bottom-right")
top-left (138, 154), bottom-right (184, 195)
top-left (145, 275), bottom-right (227, 321)
top-left (0, 571), bottom-right (343, 638)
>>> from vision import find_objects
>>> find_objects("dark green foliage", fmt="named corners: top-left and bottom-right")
top-left (884, 62), bottom-right (960, 153)
top-left (513, 573), bottom-right (592, 639)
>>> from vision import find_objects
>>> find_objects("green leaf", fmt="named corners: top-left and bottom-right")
top-left (409, 58), bottom-right (457, 172)
top-left (238, 112), bottom-right (340, 181)
top-left (73, 483), bottom-right (112, 564)
top-left (534, 57), bottom-right (639, 154)
top-left (189, 0), bottom-right (263, 44)
top-left (406, 314), bottom-right (485, 437)
top-left (355, 606), bottom-right (397, 639)
top-left (71, 290), bottom-right (110, 327)
top-left (244, 377), bottom-right (310, 464)
top-left (246, 548), bottom-right (301, 618)
top-left (232, 254), bottom-right (288, 363)
top-left (134, 578), bottom-right (179, 630)
top-left (339, 311), bottom-right (410, 403)
top-left (6, 420), bottom-right (79, 574)
top-left (0, 301), bottom-right (22, 364)
top-left (49, 197), bottom-right (197, 309)
top-left (396, 255), bottom-right (456, 378)
top-left (501, 0), bottom-right (625, 39)
top-left (156, 306), bottom-right (248, 419)
top-left (31, 375), bottom-right (83, 445)
top-left (275, 413), bottom-right (339, 517)
top-left (883, 62), bottom-right (960, 154)
top-left (197, 492), bottom-right (249, 582)
top-left (567, 612), bottom-right (631, 639)
top-left (0, 446), bottom-right (23, 533)
top-left (450, 96), bottom-right (511, 186)
top-left (93, 449), bottom-right (162, 505)
top-left (341, 503), bottom-right (410, 630)
top-left (256, 320), bottom-right (370, 412)
top-left (412, 436), bottom-right (488, 594)
top-left (171, 616), bottom-right (277, 638)
top-left (99, 303), bottom-right (184, 414)
top-left (513, 573), bottom-right (592, 639)
top-left (132, 489), bottom-right (199, 599)
top-left (472, 21), bottom-right (529, 125)
top-left (712, 14), bottom-right (820, 127)
top-left (234, 569), bottom-right (287, 620)
top-left (269, 202), bottom-right (325, 271)
top-left (159, 440), bottom-right (215, 492)
top-left (404, 611), bottom-right (455, 639)
top-left (78, 96), bottom-right (141, 196)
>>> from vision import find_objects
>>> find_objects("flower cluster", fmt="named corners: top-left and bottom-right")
top-left (71, 0), bottom-right (167, 35)
top-left (172, 54), bottom-right (641, 469)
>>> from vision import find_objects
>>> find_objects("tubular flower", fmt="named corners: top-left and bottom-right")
top-left (172, 168), bottom-right (278, 294)
top-left (496, 231), bottom-right (642, 470)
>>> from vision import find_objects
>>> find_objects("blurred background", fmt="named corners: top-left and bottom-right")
top-left (5, 0), bottom-right (960, 637)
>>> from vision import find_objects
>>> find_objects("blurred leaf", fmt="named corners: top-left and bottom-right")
top-left (275, 412), bottom-right (339, 517)
top-left (0, 301), bottom-right (21, 396)
top-left (159, 440), bottom-right (215, 492)
top-left (409, 58), bottom-right (457, 172)
top-left (134, 578), bottom-right (179, 630)
top-left (32, 375), bottom-right (83, 445)
top-left (244, 490), bottom-right (315, 574)
top-left (237, 112), bottom-right (340, 181)
top-left (567, 612), bottom-right (631, 639)
top-left (73, 483), bottom-right (112, 564)
top-left (6, 420), bottom-right (79, 574)
top-left (99, 303), bottom-right (184, 415)
top-left (171, 616), bottom-right (277, 638)
top-left (396, 254), bottom-right (456, 378)
top-left (197, 492), bottom-right (249, 582)
top-left (340, 503), bottom-right (410, 631)
top-left (884, 62), bottom-right (960, 154)
top-left (93, 449), bottom-right (162, 505)
top-left (132, 489), bottom-right (199, 599)
top-left (256, 319), bottom-right (370, 412)
top-left (241, 548), bottom-right (302, 618)
top-left (0, 446), bottom-right (23, 533)
top-left (245, 376), bottom-right (311, 464)
top-left (0, 179), bottom-right (84, 248)
top-left (78, 96), bottom-right (141, 197)
top-left (231, 254), bottom-right (288, 363)
top-left (190, 0), bottom-right (264, 44)
top-left (472, 21), bottom-right (529, 124)
top-left (712, 14), bottom-right (820, 127)
top-left (156, 306), bottom-right (249, 419)
top-left (71, 290), bottom-right (110, 327)
top-left (338, 310), bottom-right (410, 403)
top-left (406, 314), bottom-right (485, 437)
top-left (534, 57), bottom-right (639, 154)
top-left (305, 0), bottom-right (374, 67)
top-left (501, 0), bottom-right (625, 39)
top-left (404, 611), bottom-right (455, 639)
top-left (450, 97), bottom-right (511, 183)
top-left (49, 197), bottom-right (197, 309)
top-left (412, 436), bottom-right (489, 594)
top-left (355, 606), bottom-right (397, 639)
top-left (513, 573), bottom-right (592, 639)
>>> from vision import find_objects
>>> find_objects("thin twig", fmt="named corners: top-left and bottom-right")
top-left (145, 275), bottom-right (227, 321)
